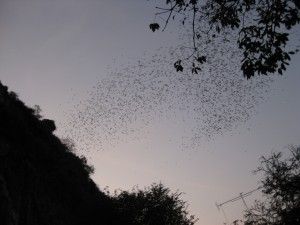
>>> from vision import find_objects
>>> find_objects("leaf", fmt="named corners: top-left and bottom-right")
top-left (149, 23), bottom-right (160, 32)
top-left (196, 56), bottom-right (206, 64)
top-left (174, 60), bottom-right (183, 72)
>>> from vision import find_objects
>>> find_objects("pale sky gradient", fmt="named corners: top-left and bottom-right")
top-left (0, 1), bottom-right (300, 225)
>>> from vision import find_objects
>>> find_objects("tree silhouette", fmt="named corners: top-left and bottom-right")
top-left (243, 146), bottom-right (300, 225)
top-left (150, 0), bottom-right (300, 78)
top-left (113, 183), bottom-right (197, 225)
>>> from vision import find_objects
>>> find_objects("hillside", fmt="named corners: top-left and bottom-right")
top-left (0, 81), bottom-right (114, 225)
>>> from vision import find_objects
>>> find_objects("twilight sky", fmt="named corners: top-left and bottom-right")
top-left (0, 1), bottom-right (300, 225)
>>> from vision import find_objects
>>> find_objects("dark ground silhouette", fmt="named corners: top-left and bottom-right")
top-left (0, 81), bottom-right (195, 225)
top-left (0, 81), bottom-right (113, 225)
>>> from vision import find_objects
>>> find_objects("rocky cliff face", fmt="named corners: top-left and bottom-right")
top-left (0, 82), bottom-right (113, 225)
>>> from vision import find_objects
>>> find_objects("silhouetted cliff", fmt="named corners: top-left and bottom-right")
top-left (0, 82), bottom-right (197, 225)
top-left (0, 81), bottom-right (114, 225)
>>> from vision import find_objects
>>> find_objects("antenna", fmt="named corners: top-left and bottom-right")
top-left (216, 187), bottom-right (262, 224)
top-left (216, 202), bottom-right (229, 224)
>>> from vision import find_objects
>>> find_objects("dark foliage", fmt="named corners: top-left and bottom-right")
top-left (243, 146), bottom-right (300, 225)
top-left (150, 0), bottom-right (300, 78)
top-left (112, 183), bottom-right (197, 225)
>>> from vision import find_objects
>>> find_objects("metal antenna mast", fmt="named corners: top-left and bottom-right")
top-left (216, 187), bottom-right (261, 224)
